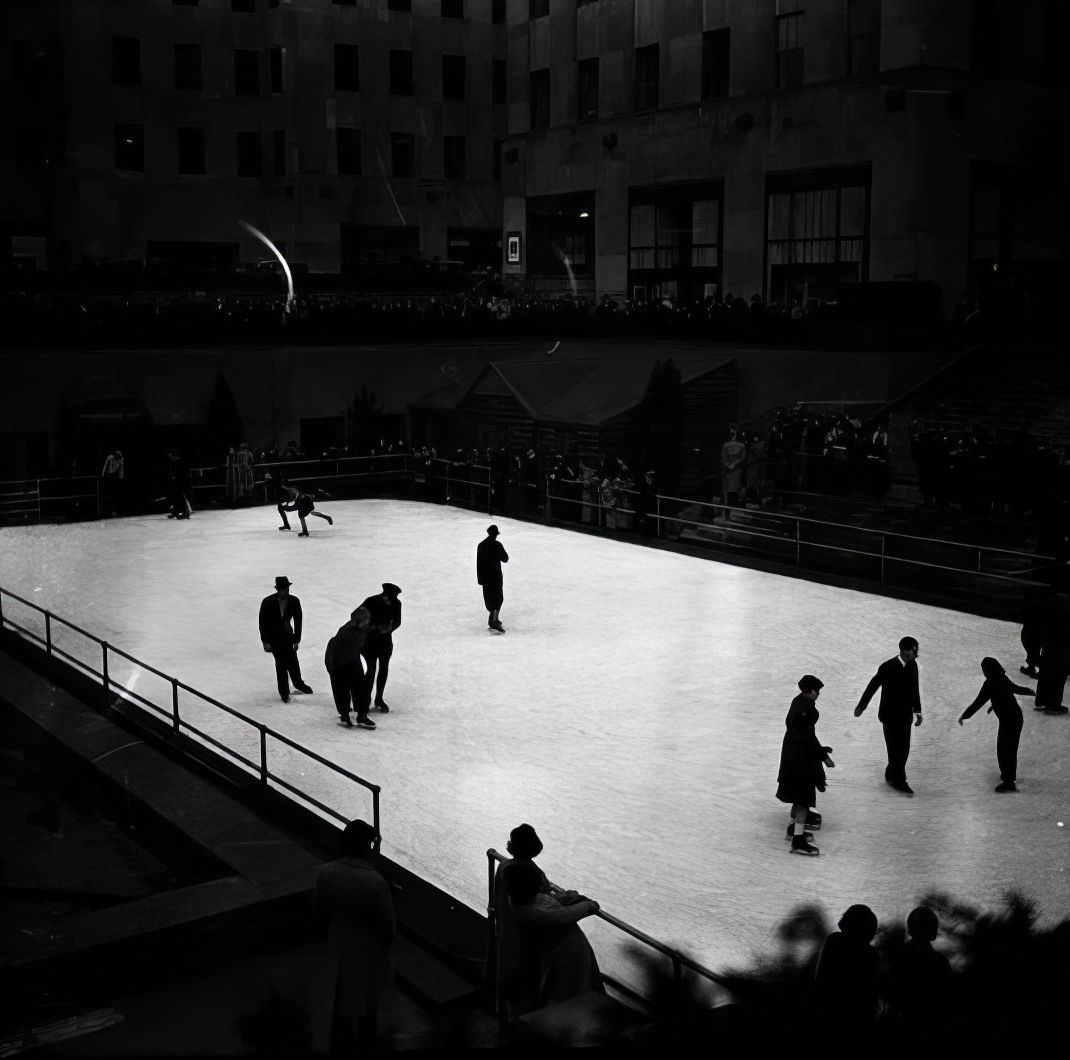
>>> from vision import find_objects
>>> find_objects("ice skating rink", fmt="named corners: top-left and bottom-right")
top-left (1, 499), bottom-right (1067, 989)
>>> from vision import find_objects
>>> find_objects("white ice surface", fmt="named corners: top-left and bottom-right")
top-left (1, 499), bottom-right (1067, 992)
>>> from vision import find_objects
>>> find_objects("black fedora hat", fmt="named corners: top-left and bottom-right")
top-left (274, 576), bottom-right (292, 590)
top-left (382, 582), bottom-right (401, 596)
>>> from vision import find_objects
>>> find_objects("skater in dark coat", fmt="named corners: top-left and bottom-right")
top-left (476, 524), bottom-right (509, 632)
top-left (776, 674), bottom-right (834, 856)
top-left (166, 449), bottom-right (191, 519)
top-left (266, 472), bottom-right (297, 531)
top-left (281, 488), bottom-right (333, 537)
top-left (359, 583), bottom-right (401, 712)
top-left (854, 636), bottom-right (923, 793)
top-left (1019, 586), bottom-right (1045, 679)
top-left (324, 607), bottom-right (375, 730)
top-left (258, 575), bottom-right (313, 703)
top-left (1034, 579), bottom-right (1070, 713)
top-left (958, 656), bottom-right (1034, 791)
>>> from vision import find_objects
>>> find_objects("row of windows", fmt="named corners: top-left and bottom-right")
top-left (111, 38), bottom-right (505, 101)
top-left (171, 0), bottom-right (483, 16)
top-left (107, 124), bottom-right (492, 181)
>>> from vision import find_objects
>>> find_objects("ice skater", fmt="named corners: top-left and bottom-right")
top-left (282, 487), bottom-right (334, 537)
top-left (266, 471), bottom-right (298, 530)
top-left (854, 636), bottom-right (923, 794)
top-left (958, 656), bottom-right (1034, 792)
top-left (324, 607), bottom-right (376, 730)
top-left (359, 583), bottom-right (401, 712)
top-left (776, 674), bottom-right (834, 856)
top-left (476, 524), bottom-right (509, 632)
top-left (166, 448), bottom-right (192, 519)
top-left (258, 575), bottom-right (313, 703)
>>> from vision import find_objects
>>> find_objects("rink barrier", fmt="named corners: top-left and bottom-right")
top-left (485, 848), bottom-right (726, 1019)
top-left (0, 475), bottom-right (100, 523)
top-left (0, 586), bottom-right (382, 843)
top-left (543, 481), bottom-right (1050, 602)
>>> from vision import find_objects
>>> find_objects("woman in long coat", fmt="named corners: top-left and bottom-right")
top-left (777, 674), bottom-right (833, 856)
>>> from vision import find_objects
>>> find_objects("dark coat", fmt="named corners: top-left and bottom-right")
top-left (776, 693), bottom-right (826, 807)
top-left (477, 536), bottom-right (509, 586)
top-left (259, 593), bottom-right (303, 648)
top-left (856, 656), bottom-right (921, 724)
top-left (960, 675), bottom-right (1032, 722)
top-left (360, 593), bottom-right (401, 645)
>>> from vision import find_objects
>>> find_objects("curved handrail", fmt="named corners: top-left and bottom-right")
top-left (0, 585), bottom-right (382, 830)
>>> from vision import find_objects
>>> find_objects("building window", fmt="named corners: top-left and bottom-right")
top-left (172, 0), bottom-right (198, 6)
top-left (441, 0), bottom-right (463, 17)
top-left (529, 68), bottom-right (550, 130)
top-left (333, 0), bottom-right (358, 6)
top-left (443, 55), bottom-right (466, 100)
top-left (236, 131), bottom-right (261, 176)
top-left (493, 137), bottom-right (502, 182)
top-left (335, 44), bottom-right (359, 91)
top-left (634, 43), bottom-right (659, 112)
top-left (387, 0), bottom-right (411, 11)
top-left (112, 36), bottom-right (141, 86)
top-left (492, 0), bottom-right (505, 24)
top-left (391, 132), bottom-right (416, 177)
top-left (273, 129), bottom-right (286, 175)
top-left (493, 59), bottom-right (507, 104)
top-left (336, 127), bottom-right (361, 175)
top-left (776, 5), bottom-right (804, 89)
top-left (530, 0), bottom-right (549, 18)
top-left (629, 185), bottom-right (721, 302)
top-left (847, 0), bottom-right (880, 77)
top-left (177, 127), bottom-right (206, 174)
top-left (234, 49), bottom-right (260, 95)
top-left (114, 123), bottom-right (144, 171)
top-left (232, 0), bottom-right (256, 12)
top-left (269, 48), bottom-right (283, 93)
top-left (765, 168), bottom-right (869, 307)
top-left (390, 49), bottom-right (414, 95)
top-left (443, 135), bottom-right (466, 180)
top-left (174, 43), bottom-right (202, 91)
top-left (577, 0), bottom-right (598, 6)
top-left (577, 56), bottom-right (598, 121)
top-left (701, 28), bottom-right (730, 99)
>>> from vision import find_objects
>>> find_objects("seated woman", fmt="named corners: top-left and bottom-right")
top-left (507, 859), bottom-right (604, 1007)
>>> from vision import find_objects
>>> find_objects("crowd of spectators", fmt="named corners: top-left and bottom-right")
top-left (3, 282), bottom-right (969, 349)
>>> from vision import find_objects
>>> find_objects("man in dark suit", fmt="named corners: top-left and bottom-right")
top-left (360, 583), bottom-right (401, 713)
top-left (259, 575), bottom-right (313, 703)
top-left (854, 636), bottom-right (923, 794)
top-left (477, 524), bottom-right (509, 632)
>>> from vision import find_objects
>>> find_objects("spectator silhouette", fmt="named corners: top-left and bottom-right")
top-left (885, 905), bottom-right (953, 1041)
top-left (315, 819), bottom-right (395, 1055)
top-left (812, 904), bottom-right (880, 1033)
top-left (1035, 576), bottom-right (1070, 713)
top-left (506, 859), bottom-right (603, 1008)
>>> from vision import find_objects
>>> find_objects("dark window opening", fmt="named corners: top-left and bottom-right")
top-left (847, 0), bottom-right (880, 77)
top-left (701, 28), bottom-right (730, 99)
top-left (177, 126), bottom-right (206, 174)
top-left (334, 44), bottom-right (359, 91)
top-left (236, 131), bottom-right (261, 177)
top-left (530, 67), bottom-right (550, 130)
top-left (530, 0), bottom-right (549, 19)
top-left (337, 127), bottom-right (362, 175)
top-left (634, 43), bottom-right (659, 111)
top-left (112, 36), bottom-right (141, 86)
top-left (234, 49), bottom-right (260, 95)
top-left (443, 54), bottom-right (466, 100)
top-left (390, 49), bottom-right (414, 95)
top-left (391, 132), bottom-right (416, 177)
top-left (776, 11), bottom-right (804, 89)
top-left (441, 0), bottom-right (463, 17)
top-left (577, 57), bottom-right (599, 121)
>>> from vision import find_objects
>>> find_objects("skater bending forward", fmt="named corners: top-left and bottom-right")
top-left (958, 656), bottom-right (1033, 792)
top-left (776, 674), bottom-right (834, 856)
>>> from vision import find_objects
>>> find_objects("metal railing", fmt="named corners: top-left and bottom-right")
top-left (0, 585), bottom-right (381, 841)
top-left (486, 849), bottom-right (726, 1018)
top-left (543, 479), bottom-right (1050, 606)
top-left (0, 475), bottom-right (100, 523)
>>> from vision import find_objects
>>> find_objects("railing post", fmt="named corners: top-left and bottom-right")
top-left (101, 641), bottom-right (110, 706)
top-left (655, 495), bottom-right (662, 539)
top-left (45, 611), bottom-right (52, 656)
top-left (880, 534), bottom-right (886, 586)
top-left (259, 727), bottom-right (268, 784)
top-left (36, 479), bottom-right (42, 523)
top-left (794, 518), bottom-right (801, 567)
top-left (171, 677), bottom-right (181, 733)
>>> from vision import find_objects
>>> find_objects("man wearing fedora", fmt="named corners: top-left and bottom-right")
top-left (359, 583), bottom-right (402, 712)
top-left (477, 524), bottom-right (509, 632)
top-left (259, 575), bottom-right (314, 703)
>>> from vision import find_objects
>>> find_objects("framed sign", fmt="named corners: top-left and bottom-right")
top-left (506, 232), bottom-right (522, 264)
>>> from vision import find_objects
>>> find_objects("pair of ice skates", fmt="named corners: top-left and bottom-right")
top-left (786, 810), bottom-right (821, 856)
